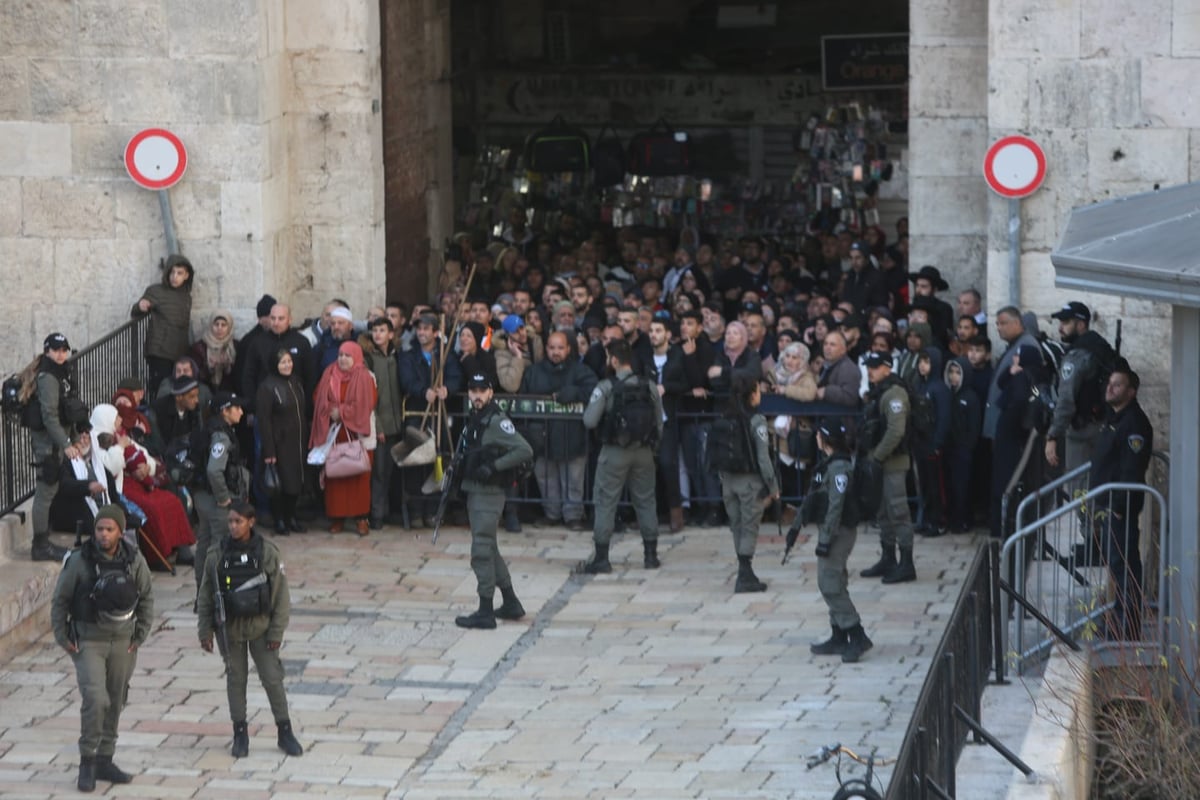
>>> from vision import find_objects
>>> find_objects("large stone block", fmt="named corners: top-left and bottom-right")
top-left (1192, 129), bottom-right (1200, 182)
top-left (29, 59), bottom-right (108, 122)
top-left (1029, 58), bottom-right (1144, 129)
top-left (1141, 59), bottom-right (1200, 128)
top-left (165, 0), bottom-right (259, 59)
top-left (169, 181), bottom-right (222, 241)
top-left (909, 46), bottom-right (988, 118)
top-left (289, 112), bottom-right (381, 174)
top-left (107, 60), bottom-right (260, 124)
top-left (23, 179), bottom-right (113, 238)
top-left (987, 186), bottom-right (1061, 252)
top-left (169, 123), bottom-right (268, 182)
top-left (0, 0), bottom-right (75, 56)
top-left (911, 234), bottom-right (988, 300)
top-left (0, 179), bottom-right (20, 236)
top-left (293, 169), bottom-right (377, 226)
top-left (310, 224), bottom-right (379, 303)
top-left (1081, 0), bottom-right (1171, 58)
top-left (289, 52), bottom-right (379, 114)
top-left (285, 0), bottom-right (374, 51)
top-left (1174, 0), bottom-right (1200, 57)
top-left (113, 181), bottom-right (166, 239)
top-left (1086, 129), bottom-right (1189, 192)
top-left (175, 237), bottom-right (264, 312)
top-left (909, 176), bottom-right (988, 236)
top-left (220, 181), bottom-right (264, 241)
top-left (986, 59), bottom-right (1029, 130)
top-left (907, 117), bottom-right (988, 178)
top-left (911, 0), bottom-right (987, 44)
top-left (990, 0), bottom-right (1080, 59)
top-left (0, 122), bottom-right (72, 177)
top-left (0, 59), bottom-right (29, 120)
top-left (75, 0), bottom-right (167, 57)
top-left (53, 238), bottom-right (153, 307)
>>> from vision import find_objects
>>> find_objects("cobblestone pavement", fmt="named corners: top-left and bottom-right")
top-left (0, 520), bottom-right (983, 799)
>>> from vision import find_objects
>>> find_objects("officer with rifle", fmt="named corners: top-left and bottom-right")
top-left (578, 339), bottom-right (664, 574)
top-left (453, 373), bottom-right (534, 630)
top-left (51, 504), bottom-right (154, 792)
top-left (197, 500), bottom-right (303, 758)
top-left (191, 392), bottom-right (250, 598)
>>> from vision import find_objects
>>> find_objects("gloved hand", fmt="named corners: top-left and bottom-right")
top-left (814, 538), bottom-right (831, 558)
top-left (476, 463), bottom-right (494, 483)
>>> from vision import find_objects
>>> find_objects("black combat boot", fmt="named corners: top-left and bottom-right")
top-left (231, 721), bottom-right (249, 758)
top-left (94, 754), bottom-right (132, 783)
top-left (643, 540), bottom-right (661, 569)
top-left (734, 555), bottom-right (767, 593)
top-left (503, 502), bottom-right (522, 533)
top-left (842, 624), bottom-right (874, 663)
top-left (77, 756), bottom-right (96, 792)
top-left (31, 534), bottom-right (68, 562)
top-left (495, 586), bottom-right (526, 620)
top-left (810, 626), bottom-right (847, 656)
top-left (577, 544), bottom-right (612, 574)
top-left (860, 545), bottom-right (897, 578)
top-left (277, 720), bottom-right (304, 756)
top-left (882, 548), bottom-right (916, 584)
top-left (455, 596), bottom-right (497, 629)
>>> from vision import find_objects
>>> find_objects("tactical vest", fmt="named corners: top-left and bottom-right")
top-left (707, 413), bottom-right (756, 474)
top-left (602, 376), bottom-right (658, 447)
top-left (70, 540), bottom-right (139, 624)
top-left (217, 535), bottom-right (270, 619)
top-left (462, 404), bottom-right (528, 486)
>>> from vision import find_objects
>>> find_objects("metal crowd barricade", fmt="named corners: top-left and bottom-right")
top-left (0, 316), bottom-right (148, 519)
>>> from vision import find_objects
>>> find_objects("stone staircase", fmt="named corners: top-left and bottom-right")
top-left (0, 505), bottom-right (63, 662)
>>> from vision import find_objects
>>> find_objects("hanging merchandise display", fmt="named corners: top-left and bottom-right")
top-left (626, 119), bottom-right (692, 177)
top-left (523, 115), bottom-right (591, 174)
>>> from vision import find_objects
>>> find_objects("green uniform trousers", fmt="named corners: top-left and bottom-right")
top-left (468, 490), bottom-right (512, 598)
top-left (192, 489), bottom-right (225, 587)
top-left (720, 472), bottom-right (765, 557)
top-left (877, 469), bottom-right (914, 549)
top-left (592, 445), bottom-right (658, 548)
top-left (818, 524), bottom-right (861, 629)
top-left (226, 634), bottom-right (290, 723)
top-left (71, 633), bottom-right (138, 757)
top-left (31, 432), bottom-right (58, 537)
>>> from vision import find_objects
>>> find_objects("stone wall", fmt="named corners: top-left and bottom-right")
top-left (0, 0), bottom-right (384, 375)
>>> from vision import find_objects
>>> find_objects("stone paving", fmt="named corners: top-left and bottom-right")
top-left (0, 519), bottom-right (986, 799)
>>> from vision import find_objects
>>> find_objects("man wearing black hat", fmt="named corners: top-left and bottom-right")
top-left (30, 333), bottom-right (87, 561)
top-left (51, 503), bottom-right (154, 791)
top-left (191, 392), bottom-right (250, 593)
top-left (146, 375), bottom-right (204, 458)
top-left (454, 374), bottom-right (534, 629)
top-left (859, 352), bottom-right (917, 584)
top-left (234, 294), bottom-right (276, 396)
top-left (840, 242), bottom-right (888, 314)
top-left (1045, 302), bottom-right (1118, 473)
top-left (909, 266), bottom-right (954, 349)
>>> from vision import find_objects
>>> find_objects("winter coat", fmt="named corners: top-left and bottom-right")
top-left (256, 374), bottom-right (307, 496)
top-left (913, 347), bottom-right (951, 455)
top-left (519, 356), bottom-right (598, 460)
top-left (817, 356), bottom-right (862, 409)
top-left (363, 343), bottom-right (404, 437)
top-left (493, 330), bottom-right (544, 394)
top-left (944, 356), bottom-right (982, 453)
top-left (131, 271), bottom-right (193, 362)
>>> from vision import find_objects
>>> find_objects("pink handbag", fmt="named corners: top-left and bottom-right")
top-left (323, 437), bottom-right (370, 479)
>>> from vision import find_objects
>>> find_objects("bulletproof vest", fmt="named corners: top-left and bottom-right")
top-left (195, 421), bottom-right (241, 492)
top-left (707, 412), bottom-right (756, 473)
top-left (602, 376), bottom-right (657, 447)
top-left (217, 535), bottom-right (270, 619)
top-left (70, 540), bottom-right (139, 624)
top-left (865, 375), bottom-right (911, 454)
top-left (462, 404), bottom-right (526, 486)
top-left (23, 361), bottom-right (87, 431)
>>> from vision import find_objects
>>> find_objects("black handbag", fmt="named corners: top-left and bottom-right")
top-left (263, 462), bottom-right (281, 497)
top-left (592, 125), bottom-right (626, 186)
top-left (627, 118), bottom-right (691, 176)
top-left (524, 115), bottom-right (590, 173)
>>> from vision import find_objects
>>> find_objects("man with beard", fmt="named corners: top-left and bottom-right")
top-left (1044, 302), bottom-right (1118, 472)
top-left (453, 374), bottom-right (534, 629)
top-left (520, 332), bottom-right (597, 530)
top-left (617, 308), bottom-right (653, 376)
top-left (677, 310), bottom-right (720, 525)
top-left (648, 318), bottom-right (688, 532)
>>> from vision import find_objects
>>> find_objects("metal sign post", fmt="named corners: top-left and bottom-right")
top-left (984, 135), bottom-right (1047, 307)
top-left (124, 128), bottom-right (188, 256)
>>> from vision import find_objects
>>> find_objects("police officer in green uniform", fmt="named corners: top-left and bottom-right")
top-left (715, 373), bottom-right (779, 593)
top-left (51, 504), bottom-right (154, 792)
top-left (807, 423), bottom-right (873, 662)
top-left (579, 339), bottom-right (665, 574)
top-left (197, 500), bottom-right (303, 758)
top-left (860, 352), bottom-right (917, 584)
top-left (192, 392), bottom-right (250, 593)
top-left (30, 332), bottom-right (87, 561)
top-left (454, 373), bottom-right (535, 629)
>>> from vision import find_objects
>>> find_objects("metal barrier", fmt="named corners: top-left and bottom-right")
top-left (885, 541), bottom-right (1032, 800)
top-left (0, 317), bottom-right (148, 519)
top-left (999, 481), bottom-right (1167, 680)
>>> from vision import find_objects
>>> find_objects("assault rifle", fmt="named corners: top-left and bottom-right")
top-left (430, 426), bottom-right (470, 546)
top-left (213, 579), bottom-right (232, 676)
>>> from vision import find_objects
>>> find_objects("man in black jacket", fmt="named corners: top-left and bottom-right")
top-left (649, 318), bottom-right (689, 532)
top-left (678, 311), bottom-right (721, 525)
top-left (243, 304), bottom-right (314, 410)
top-left (520, 331), bottom-right (598, 530)
top-left (840, 242), bottom-right (888, 314)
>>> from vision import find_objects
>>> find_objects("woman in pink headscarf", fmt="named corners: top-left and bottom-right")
top-left (311, 342), bottom-right (378, 535)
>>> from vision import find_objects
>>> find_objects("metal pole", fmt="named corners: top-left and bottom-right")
top-left (1169, 306), bottom-right (1199, 723)
top-left (158, 188), bottom-right (179, 256)
top-left (1007, 198), bottom-right (1020, 306)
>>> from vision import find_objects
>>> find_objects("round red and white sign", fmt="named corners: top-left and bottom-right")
top-left (983, 135), bottom-right (1046, 199)
top-left (124, 128), bottom-right (187, 190)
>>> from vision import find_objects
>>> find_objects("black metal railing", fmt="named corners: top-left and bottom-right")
top-left (0, 317), bottom-right (148, 519)
top-left (884, 541), bottom-right (1032, 800)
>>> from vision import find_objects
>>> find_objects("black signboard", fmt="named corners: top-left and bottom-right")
top-left (821, 34), bottom-right (909, 91)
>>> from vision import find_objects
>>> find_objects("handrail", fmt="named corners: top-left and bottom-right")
top-left (1014, 461), bottom-right (1090, 533)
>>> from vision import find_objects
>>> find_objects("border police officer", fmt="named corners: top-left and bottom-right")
top-left (808, 423), bottom-right (873, 662)
top-left (30, 333), bottom-right (87, 561)
top-left (1045, 301), bottom-right (1117, 472)
top-left (454, 373), bottom-right (535, 629)
top-left (579, 339), bottom-right (664, 574)
top-left (860, 352), bottom-right (917, 584)
top-left (192, 392), bottom-right (250, 595)
top-left (198, 500), bottom-right (303, 757)
top-left (1089, 361), bottom-right (1153, 640)
top-left (51, 504), bottom-right (154, 792)
top-left (715, 373), bottom-right (779, 592)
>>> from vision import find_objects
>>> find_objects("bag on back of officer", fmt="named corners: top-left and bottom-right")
top-left (603, 377), bottom-right (658, 447)
top-left (1072, 337), bottom-right (1118, 426)
top-left (707, 415), bottom-right (756, 473)
top-left (842, 456), bottom-right (883, 526)
top-left (217, 535), bottom-right (270, 619)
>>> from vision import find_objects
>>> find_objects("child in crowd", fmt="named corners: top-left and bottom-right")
top-left (943, 357), bottom-right (982, 533)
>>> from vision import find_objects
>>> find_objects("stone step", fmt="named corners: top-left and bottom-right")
top-left (0, 507), bottom-right (63, 662)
